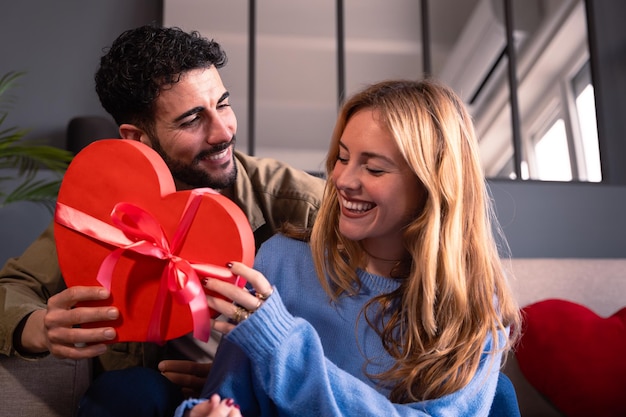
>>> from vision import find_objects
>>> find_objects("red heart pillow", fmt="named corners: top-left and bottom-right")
top-left (516, 299), bottom-right (626, 417)
top-left (54, 139), bottom-right (255, 344)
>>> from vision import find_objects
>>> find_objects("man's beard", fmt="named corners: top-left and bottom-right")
top-left (149, 136), bottom-right (238, 190)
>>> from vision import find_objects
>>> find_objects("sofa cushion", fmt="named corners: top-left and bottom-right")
top-left (516, 298), bottom-right (626, 417)
top-left (0, 355), bottom-right (91, 417)
top-left (66, 115), bottom-right (119, 154)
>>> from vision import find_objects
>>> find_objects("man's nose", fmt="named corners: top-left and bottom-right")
top-left (206, 115), bottom-right (233, 145)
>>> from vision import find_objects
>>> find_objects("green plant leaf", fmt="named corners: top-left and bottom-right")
top-left (0, 177), bottom-right (62, 213)
top-left (0, 70), bottom-right (74, 210)
top-left (0, 71), bottom-right (25, 110)
top-left (1, 142), bottom-right (73, 172)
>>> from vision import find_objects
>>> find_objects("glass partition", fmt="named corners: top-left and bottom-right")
top-left (164, 0), bottom-right (598, 181)
top-left (437, 0), bottom-right (598, 181)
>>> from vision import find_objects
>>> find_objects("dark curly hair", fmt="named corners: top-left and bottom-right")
top-left (95, 24), bottom-right (227, 133)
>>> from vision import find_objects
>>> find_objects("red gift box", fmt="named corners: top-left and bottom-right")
top-left (54, 139), bottom-right (255, 343)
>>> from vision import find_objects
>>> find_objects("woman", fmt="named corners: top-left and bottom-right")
top-left (176, 79), bottom-right (521, 416)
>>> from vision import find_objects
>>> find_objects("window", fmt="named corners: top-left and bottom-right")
top-left (474, 0), bottom-right (599, 182)
top-left (533, 118), bottom-right (572, 181)
top-left (572, 62), bottom-right (601, 182)
top-left (524, 60), bottom-right (600, 182)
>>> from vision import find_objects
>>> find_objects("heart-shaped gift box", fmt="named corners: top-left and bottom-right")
top-left (54, 139), bottom-right (255, 343)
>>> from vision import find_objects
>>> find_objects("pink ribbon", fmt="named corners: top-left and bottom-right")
top-left (55, 189), bottom-right (236, 343)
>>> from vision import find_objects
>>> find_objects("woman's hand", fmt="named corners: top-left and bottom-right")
top-left (186, 394), bottom-right (241, 417)
top-left (203, 262), bottom-right (274, 334)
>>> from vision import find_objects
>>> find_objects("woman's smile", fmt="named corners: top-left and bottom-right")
top-left (339, 195), bottom-right (375, 215)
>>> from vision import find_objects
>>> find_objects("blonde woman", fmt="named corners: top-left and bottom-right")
top-left (177, 79), bottom-right (521, 417)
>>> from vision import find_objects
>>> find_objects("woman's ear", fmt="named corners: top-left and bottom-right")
top-left (119, 123), bottom-right (151, 146)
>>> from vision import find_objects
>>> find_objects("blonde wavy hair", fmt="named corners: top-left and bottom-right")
top-left (308, 79), bottom-right (521, 402)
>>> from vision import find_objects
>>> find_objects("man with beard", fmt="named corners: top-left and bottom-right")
top-left (0, 24), bottom-right (324, 416)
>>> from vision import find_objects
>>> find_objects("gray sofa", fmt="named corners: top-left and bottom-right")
top-left (0, 355), bottom-right (90, 416)
top-left (2, 257), bottom-right (625, 416)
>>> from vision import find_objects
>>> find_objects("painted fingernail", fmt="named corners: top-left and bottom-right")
top-left (225, 398), bottom-right (234, 406)
top-left (226, 262), bottom-right (233, 268)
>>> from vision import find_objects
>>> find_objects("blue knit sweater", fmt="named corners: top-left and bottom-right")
top-left (181, 234), bottom-right (503, 416)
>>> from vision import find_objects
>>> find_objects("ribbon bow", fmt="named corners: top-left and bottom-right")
top-left (55, 189), bottom-right (236, 343)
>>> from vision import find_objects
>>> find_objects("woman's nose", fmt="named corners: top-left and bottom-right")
top-left (334, 164), bottom-right (361, 191)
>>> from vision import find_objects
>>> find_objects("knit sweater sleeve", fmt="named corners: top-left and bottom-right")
top-left (208, 290), bottom-right (501, 417)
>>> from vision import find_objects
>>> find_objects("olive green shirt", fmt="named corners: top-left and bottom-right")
top-left (0, 151), bottom-right (324, 373)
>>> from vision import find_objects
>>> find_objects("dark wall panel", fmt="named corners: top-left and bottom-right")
top-left (489, 180), bottom-right (626, 258)
top-left (0, 0), bottom-right (162, 264)
top-left (0, 0), bottom-right (162, 149)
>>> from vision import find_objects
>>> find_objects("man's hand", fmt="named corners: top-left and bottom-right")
top-left (159, 360), bottom-right (212, 398)
top-left (20, 286), bottom-right (118, 359)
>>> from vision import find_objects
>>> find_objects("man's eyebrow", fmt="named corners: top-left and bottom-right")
top-left (174, 106), bottom-right (204, 123)
top-left (172, 92), bottom-right (231, 123)
top-left (218, 91), bottom-right (230, 103)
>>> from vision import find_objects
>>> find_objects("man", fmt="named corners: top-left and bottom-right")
top-left (0, 24), bottom-right (324, 415)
